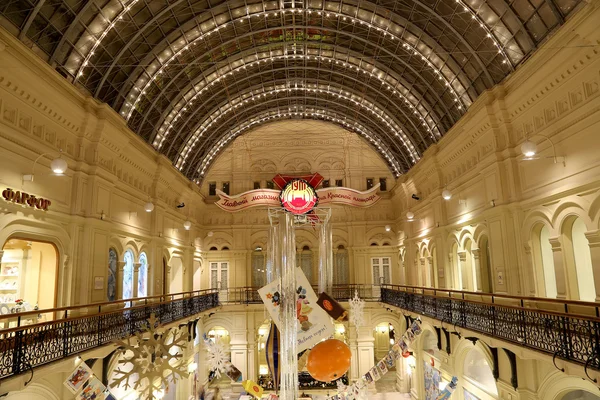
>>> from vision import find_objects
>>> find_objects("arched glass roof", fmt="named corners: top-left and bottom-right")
top-left (0, 0), bottom-right (584, 180)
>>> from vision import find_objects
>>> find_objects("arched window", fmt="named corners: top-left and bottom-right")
top-left (463, 348), bottom-right (498, 395)
top-left (138, 252), bottom-right (148, 298)
top-left (561, 390), bottom-right (600, 400)
top-left (252, 249), bottom-right (266, 287)
top-left (123, 250), bottom-right (134, 300)
top-left (334, 245), bottom-right (348, 285)
top-left (107, 248), bottom-right (118, 301)
top-left (570, 218), bottom-right (596, 302)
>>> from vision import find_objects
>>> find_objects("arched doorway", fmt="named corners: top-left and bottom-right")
top-left (531, 224), bottom-right (557, 298)
top-left (560, 391), bottom-right (600, 400)
top-left (461, 347), bottom-right (498, 399)
top-left (1, 238), bottom-right (58, 315)
top-left (562, 217), bottom-right (596, 301)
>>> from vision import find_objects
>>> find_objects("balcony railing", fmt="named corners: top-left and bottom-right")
top-left (381, 284), bottom-right (600, 371)
top-left (0, 289), bottom-right (218, 380)
top-left (222, 284), bottom-right (380, 304)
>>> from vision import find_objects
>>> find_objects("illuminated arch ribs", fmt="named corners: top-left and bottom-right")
top-left (149, 45), bottom-right (447, 151)
top-left (190, 106), bottom-right (406, 182)
top-left (173, 80), bottom-right (415, 175)
top-left (6, 0), bottom-right (576, 181)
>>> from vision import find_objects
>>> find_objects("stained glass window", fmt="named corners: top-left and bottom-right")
top-left (123, 250), bottom-right (134, 300)
top-left (138, 252), bottom-right (148, 298)
top-left (108, 249), bottom-right (117, 301)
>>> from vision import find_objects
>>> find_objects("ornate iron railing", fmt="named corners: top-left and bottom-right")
top-left (380, 285), bottom-right (600, 371)
top-left (0, 289), bottom-right (218, 380)
top-left (222, 284), bottom-right (380, 304)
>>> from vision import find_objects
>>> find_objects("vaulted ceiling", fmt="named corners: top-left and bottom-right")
top-left (0, 0), bottom-right (583, 181)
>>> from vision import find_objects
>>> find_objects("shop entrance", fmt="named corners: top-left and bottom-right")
top-left (0, 238), bottom-right (58, 314)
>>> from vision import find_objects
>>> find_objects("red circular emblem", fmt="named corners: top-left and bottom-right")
top-left (280, 179), bottom-right (318, 215)
top-left (253, 386), bottom-right (259, 392)
top-left (323, 300), bottom-right (333, 311)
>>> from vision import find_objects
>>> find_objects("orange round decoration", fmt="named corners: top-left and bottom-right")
top-left (306, 339), bottom-right (352, 382)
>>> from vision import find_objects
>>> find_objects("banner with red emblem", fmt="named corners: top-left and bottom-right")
top-left (213, 173), bottom-right (382, 213)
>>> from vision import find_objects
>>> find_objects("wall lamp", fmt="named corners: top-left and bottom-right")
top-left (144, 202), bottom-right (155, 212)
top-left (23, 151), bottom-right (68, 181)
top-left (442, 189), bottom-right (452, 201)
top-left (385, 225), bottom-right (392, 232)
top-left (183, 220), bottom-right (192, 230)
top-left (520, 134), bottom-right (566, 166)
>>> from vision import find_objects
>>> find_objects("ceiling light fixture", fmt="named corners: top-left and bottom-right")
top-left (442, 189), bottom-right (452, 200)
top-left (406, 211), bottom-right (415, 221)
top-left (183, 220), bottom-right (192, 230)
top-left (144, 202), bottom-right (155, 212)
top-left (385, 225), bottom-right (392, 232)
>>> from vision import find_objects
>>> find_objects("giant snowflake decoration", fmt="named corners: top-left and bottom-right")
top-left (111, 314), bottom-right (188, 399)
top-left (348, 290), bottom-right (365, 329)
top-left (203, 334), bottom-right (229, 378)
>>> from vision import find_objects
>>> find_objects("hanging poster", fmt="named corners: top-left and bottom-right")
top-left (76, 377), bottom-right (106, 400)
top-left (258, 268), bottom-right (334, 353)
top-left (463, 389), bottom-right (480, 400)
top-left (64, 362), bottom-right (93, 394)
top-left (423, 361), bottom-right (441, 400)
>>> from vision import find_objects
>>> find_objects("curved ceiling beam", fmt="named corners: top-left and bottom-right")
top-left (19, 0), bottom-right (47, 41)
top-left (186, 106), bottom-right (406, 180)
top-left (146, 47), bottom-right (447, 149)
top-left (111, 3), bottom-right (479, 110)
top-left (181, 97), bottom-right (409, 178)
top-left (173, 82), bottom-right (418, 167)
top-left (159, 68), bottom-right (427, 158)
top-left (120, 25), bottom-right (459, 131)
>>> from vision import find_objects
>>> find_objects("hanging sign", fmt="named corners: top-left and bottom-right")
top-left (279, 179), bottom-right (318, 215)
top-left (213, 173), bottom-right (381, 212)
top-left (2, 188), bottom-right (51, 210)
top-left (258, 268), bottom-right (334, 353)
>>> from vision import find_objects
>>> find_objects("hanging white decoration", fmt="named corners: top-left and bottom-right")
top-left (111, 314), bottom-right (189, 400)
top-left (336, 379), bottom-right (347, 393)
top-left (203, 334), bottom-right (229, 378)
top-left (348, 290), bottom-right (365, 329)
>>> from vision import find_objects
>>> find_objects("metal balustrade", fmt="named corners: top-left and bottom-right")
top-left (3, 283), bottom-right (599, 382)
top-left (223, 284), bottom-right (381, 304)
top-left (0, 289), bottom-right (218, 380)
top-left (380, 284), bottom-right (600, 372)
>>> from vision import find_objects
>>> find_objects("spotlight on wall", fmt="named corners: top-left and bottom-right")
top-left (442, 189), bottom-right (452, 201)
top-left (411, 194), bottom-right (420, 200)
top-left (23, 151), bottom-right (68, 181)
top-left (144, 202), bottom-right (155, 212)
top-left (406, 211), bottom-right (415, 221)
top-left (207, 231), bottom-right (214, 237)
top-left (183, 220), bottom-right (192, 230)
top-left (385, 225), bottom-right (391, 232)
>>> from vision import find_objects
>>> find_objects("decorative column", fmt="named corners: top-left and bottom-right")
top-left (523, 244), bottom-right (538, 296)
top-left (548, 237), bottom-right (568, 299)
top-left (348, 326), bottom-right (360, 381)
top-left (472, 248), bottom-right (483, 292)
top-left (132, 262), bottom-right (141, 298)
top-left (584, 231), bottom-right (600, 302)
top-left (117, 261), bottom-right (126, 300)
top-left (426, 256), bottom-right (434, 288)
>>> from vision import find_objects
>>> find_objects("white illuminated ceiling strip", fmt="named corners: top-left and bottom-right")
top-left (75, 0), bottom-right (140, 81)
top-left (153, 53), bottom-right (441, 151)
top-left (120, 7), bottom-right (477, 121)
top-left (174, 83), bottom-right (418, 168)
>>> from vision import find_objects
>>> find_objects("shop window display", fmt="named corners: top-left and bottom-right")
top-left (0, 239), bottom-right (57, 315)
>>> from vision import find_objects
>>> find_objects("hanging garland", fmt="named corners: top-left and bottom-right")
top-left (322, 320), bottom-right (458, 400)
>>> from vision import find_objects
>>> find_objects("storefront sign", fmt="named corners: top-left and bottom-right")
top-left (2, 188), bottom-right (51, 210)
top-left (279, 179), bottom-right (318, 215)
top-left (214, 173), bottom-right (381, 213)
